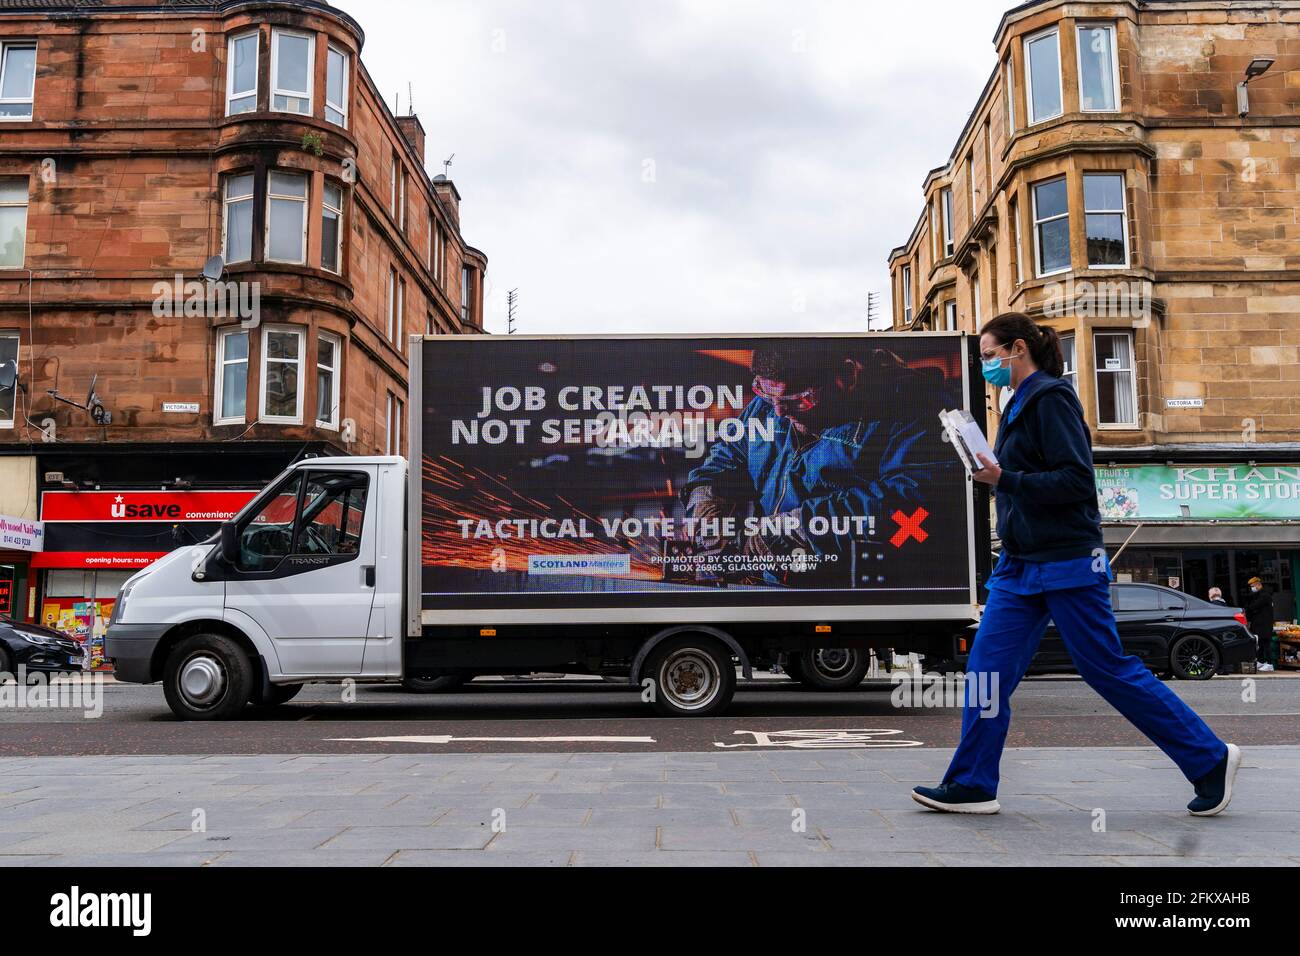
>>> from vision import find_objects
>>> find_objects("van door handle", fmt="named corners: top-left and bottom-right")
top-left (363, 565), bottom-right (375, 587)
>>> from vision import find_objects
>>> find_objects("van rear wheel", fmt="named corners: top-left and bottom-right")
top-left (162, 633), bottom-right (253, 720)
top-left (644, 635), bottom-right (735, 717)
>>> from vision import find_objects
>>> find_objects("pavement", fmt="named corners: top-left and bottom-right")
top-left (2, 674), bottom-right (1297, 866)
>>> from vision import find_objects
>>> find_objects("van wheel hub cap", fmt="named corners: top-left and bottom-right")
top-left (180, 655), bottom-right (225, 705)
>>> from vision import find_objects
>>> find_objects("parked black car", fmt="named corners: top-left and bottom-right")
top-left (950, 582), bottom-right (1256, 680)
top-left (0, 617), bottom-right (84, 678)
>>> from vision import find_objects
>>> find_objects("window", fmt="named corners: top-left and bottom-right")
top-left (901, 264), bottom-right (913, 325)
top-left (260, 325), bottom-right (304, 423)
top-left (1032, 177), bottom-right (1070, 276)
top-left (944, 301), bottom-right (957, 332)
top-left (385, 392), bottom-right (403, 455)
top-left (941, 188), bottom-right (954, 257)
top-left (396, 276), bottom-right (405, 344)
top-left (225, 32), bottom-right (258, 115)
top-left (1114, 585), bottom-right (1161, 612)
top-left (322, 181), bottom-right (343, 274)
top-left (398, 168), bottom-right (407, 231)
top-left (389, 151), bottom-right (398, 217)
top-left (266, 171), bottom-right (308, 264)
top-left (1004, 56), bottom-right (1016, 135)
top-left (434, 222), bottom-right (446, 283)
top-left (270, 29), bottom-right (313, 115)
top-left (1024, 28), bottom-right (1063, 124)
top-left (315, 332), bottom-right (340, 428)
top-left (1009, 196), bottom-right (1024, 284)
top-left (1077, 24), bottom-right (1119, 112)
top-left (236, 473), bottom-right (302, 572)
top-left (983, 118), bottom-right (993, 196)
top-left (461, 266), bottom-right (471, 322)
top-left (929, 199), bottom-right (939, 262)
top-left (967, 150), bottom-right (977, 223)
top-left (1084, 172), bottom-right (1128, 267)
top-left (297, 471), bottom-right (367, 557)
top-left (1060, 332), bottom-right (1077, 392)
top-left (1094, 330), bottom-right (1136, 427)
top-left (0, 41), bottom-right (36, 121)
top-left (0, 177), bottom-right (28, 269)
top-left (0, 331), bottom-right (17, 427)
top-left (325, 44), bottom-right (349, 126)
top-left (386, 267), bottom-right (397, 339)
top-left (214, 328), bottom-right (249, 425)
top-left (220, 174), bottom-right (253, 264)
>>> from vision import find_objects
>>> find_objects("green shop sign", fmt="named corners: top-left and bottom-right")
top-left (1096, 465), bottom-right (1300, 521)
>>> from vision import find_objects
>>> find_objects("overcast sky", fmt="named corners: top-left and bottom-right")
top-left (339, 0), bottom-right (1014, 335)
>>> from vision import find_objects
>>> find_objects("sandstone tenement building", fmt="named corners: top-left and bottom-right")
top-left (888, 0), bottom-right (1300, 611)
top-left (0, 0), bottom-right (486, 630)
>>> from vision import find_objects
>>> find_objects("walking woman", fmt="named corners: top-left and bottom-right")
top-left (913, 313), bottom-right (1240, 816)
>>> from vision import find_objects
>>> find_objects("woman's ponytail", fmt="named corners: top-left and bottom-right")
top-left (980, 312), bottom-right (1064, 378)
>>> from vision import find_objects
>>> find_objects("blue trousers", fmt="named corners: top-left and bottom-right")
top-left (943, 578), bottom-right (1228, 796)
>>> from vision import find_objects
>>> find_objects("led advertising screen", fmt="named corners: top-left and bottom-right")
top-left (418, 335), bottom-right (974, 615)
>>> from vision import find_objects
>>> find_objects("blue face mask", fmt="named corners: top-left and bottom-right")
top-left (981, 355), bottom-right (1011, 388)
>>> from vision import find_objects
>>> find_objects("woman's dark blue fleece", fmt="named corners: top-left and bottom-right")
top-left (992, 371), bottom-right (1103, 562)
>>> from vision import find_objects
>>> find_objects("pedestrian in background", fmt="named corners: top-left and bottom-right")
top-left (911, 312), bottom-right (1241, 817)
top-left (1244, 576), bottom-right (1275, 672)
top-left (1208, 587), bottom-right (1226, 606)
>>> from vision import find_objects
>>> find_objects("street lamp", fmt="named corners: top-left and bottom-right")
top-left (1237, 58), bottom-right (1275, 116)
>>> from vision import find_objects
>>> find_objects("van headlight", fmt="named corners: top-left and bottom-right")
top-left (111, 576), bottom-right (141, 625)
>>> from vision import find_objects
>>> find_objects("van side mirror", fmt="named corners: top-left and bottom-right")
top-left (220, 521), bottom-right (239, 565)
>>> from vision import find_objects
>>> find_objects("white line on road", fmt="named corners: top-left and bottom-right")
top-left (326, 734), bottom-right (658, 744)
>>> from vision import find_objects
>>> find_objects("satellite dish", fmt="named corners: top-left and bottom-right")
top-left (0, 358), bottom-right (15, 391)
top-left (201, 255), bottom-right (225, 282)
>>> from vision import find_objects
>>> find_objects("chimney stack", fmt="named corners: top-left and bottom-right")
top-left (432, 175), bottom-right (460, 227)
top-left (395, 114), bottom-right (426, 165)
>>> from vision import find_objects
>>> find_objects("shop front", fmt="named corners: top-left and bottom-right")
top-left (1097, 464), bottom-right (1300, 625)
top-left (33, 489), bottom-right (258, 669)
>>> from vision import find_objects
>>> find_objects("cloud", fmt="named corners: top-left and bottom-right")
top-left (340, 0), bottom-right (1011, 334)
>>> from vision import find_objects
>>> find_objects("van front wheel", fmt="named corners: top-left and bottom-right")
top-left (162, 633), bottom-right (254, 720)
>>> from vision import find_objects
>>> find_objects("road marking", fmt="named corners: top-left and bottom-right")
top-left (326, 734), bottom-right (657, 744)
top-left (714, 729), bottom-right (924, 749)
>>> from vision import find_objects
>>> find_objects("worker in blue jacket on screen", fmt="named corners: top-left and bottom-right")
top-left (681, 343), bottom-right (951, 587)
top-left (912, 312), bottom-right (1241, 817)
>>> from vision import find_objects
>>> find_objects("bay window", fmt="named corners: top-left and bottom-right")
top-left (225, 32), bottom-right (258, 115)
top-left (1060, 332), bottom-right (1077, 392)
top-left (260, 325), bottom-right (304, 423)
top-left (266, 171), bottom-right (308, 264)
top-left (1025, 28), bottom-right (1063, 124)
top-left (1084, 172), bottom-right (1128, 267)
top-left (941, 187), bottom-right (954, 257)
top-left (322, 182), bottom-right (343, 274)
top-left (1094, 330), bottom-right (1137, 427)
top-left (222, 173), bottom-right (254, 264)
top-left (1032, 176), bottom-right (1070, 276)
top-left (325, 45), bottom-right (349, 126)
top-left (270, 29), bottom-right (313, 115)
top-left (316, 333), bottom-right (340, 428)
top-left (214, 328), bottom-right (249, 425)
top-left (1077, 24), bottom-right (1120, 112)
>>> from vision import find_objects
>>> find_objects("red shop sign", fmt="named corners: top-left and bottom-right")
top-left (41, 491), bottom-right (258, 523)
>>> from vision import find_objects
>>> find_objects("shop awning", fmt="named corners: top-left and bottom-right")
top-left (1103, 523), bottom-right (1300, 548)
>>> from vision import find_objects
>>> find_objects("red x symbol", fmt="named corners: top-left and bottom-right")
top-left (889, 507), bottom-right (929, 548)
